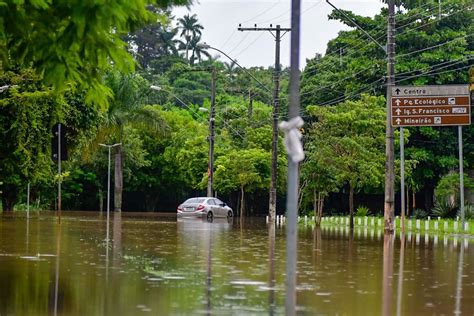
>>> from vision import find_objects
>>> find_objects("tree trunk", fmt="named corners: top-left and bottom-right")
top-left (98, 188), bottom-right (104, 213)
top-left (114, 146), bottom-right (123, 212)
top-left (313, 189), bottom-right (318, 225)
top-left (1, 184), bottom-right (18, 212)
top-left (412, 191), bottom-right (416, 212)
top-left (318, 192), bottom-right (324, 227)
top-left (406, 187), bottom-right (410, 218)
top-left (240, 186), bottom-right (245, 217)
top-left (349, 184), bottom-right (354, 229)
top-left (298, 179), bottom-right (307, 213)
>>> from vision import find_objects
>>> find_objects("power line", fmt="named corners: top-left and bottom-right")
top-left (394, 63), bottom-right (473, 84)
top-left (396, 34), bottom-right (472, 59)
top-left (234, 32), bottom-right (266, 58)
top-left (301, 56), bottom-right (473, 107)
top-left (396, 5), bottom-right (473, 37)
top-left (305, 6), bottom-right (472, 81)
top-left (241, 0), bottom-right (283, 25)
top-left (304, 4), bottom-right (469, 79)
top-left (226, 31), bottom-right (251, 56)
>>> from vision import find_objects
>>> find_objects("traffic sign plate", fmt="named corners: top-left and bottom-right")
top-left (391, 85), bottom-right (471, 127)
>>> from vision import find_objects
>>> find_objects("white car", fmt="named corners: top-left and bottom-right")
top-left (177, 197), bottom-right (233, 220)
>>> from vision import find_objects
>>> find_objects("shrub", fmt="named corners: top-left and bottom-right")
top-left (413, 208), bottom-right (428, 219)
top-left (457, 204), bottom-right (474, 220)
top-left (356, 206), bottom-right (370, 217)
top-left (431, 201), bottom-right (457, 218)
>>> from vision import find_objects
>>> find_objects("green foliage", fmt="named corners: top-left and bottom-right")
top-left (413, 208), bottom-right (429, 219)
top-left (434, 172), bottom-right (474, 204)
top-left (0, 69), bottom-right (61, 211)
top-left (1, 0), bottom-right (191, 106)
top-left (306, 94), bottom-right (386, 193)
top-left (458, 204), bottom-right (474, 220)
top-left (431, 200), bottom-right (457, 218)
top-left (355, 206), bottom-right (370, 217)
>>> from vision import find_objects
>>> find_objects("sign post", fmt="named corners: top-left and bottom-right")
top-left (391, 85), bottom-right (470, 231)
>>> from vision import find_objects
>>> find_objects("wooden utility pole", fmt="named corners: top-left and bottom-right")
top-left (238, 24), bottom-right (290, 221)
top-left (384, 0), bottom-right (396, 233)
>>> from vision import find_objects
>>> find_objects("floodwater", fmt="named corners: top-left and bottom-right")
top-left (0, 212), bottom-right (472, 315)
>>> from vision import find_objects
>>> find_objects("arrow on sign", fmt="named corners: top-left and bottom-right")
top-left (396, 118), bottom-right (401, 125)
top-left (395, 88), bottom-right (401, 95)
top-left (395, 99), bottom-right (401, 106)
top-left (395, 108), bottom-right (401, 115)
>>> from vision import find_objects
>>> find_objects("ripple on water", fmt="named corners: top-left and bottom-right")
top-left (230, 280), bottom-right (266, 286)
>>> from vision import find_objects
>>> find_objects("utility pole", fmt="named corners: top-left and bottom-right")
top-left (207, 67), bottom-right (216, 197)
top-left (238, 24), bottom-right (290, 221)
top-left (325, 0), bottom-right (394, 233)
top-left (384, 0), bottom-right (396, 234)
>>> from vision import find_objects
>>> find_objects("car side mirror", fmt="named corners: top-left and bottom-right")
top-left (220, 203), bottom-right (226, 207)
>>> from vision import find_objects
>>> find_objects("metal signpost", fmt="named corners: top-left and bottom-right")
top-left (391, 85), bottom-right (471, 231)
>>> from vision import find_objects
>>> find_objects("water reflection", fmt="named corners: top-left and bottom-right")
top-left (382, 234), bottom-right (394, 316)
top-left (52, 224), bottom-right (61, 315)
top-left (0, 213), bottom-right (473, 315)
top-left (268, 221), bottom-right (276, 316)
top-left (396, 234), bottom-right (405, 316)
top-left (454, 241), bottom-right (464, 315)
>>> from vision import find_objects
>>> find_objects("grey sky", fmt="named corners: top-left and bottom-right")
top-left (173, 0), bottom-right (385, 68)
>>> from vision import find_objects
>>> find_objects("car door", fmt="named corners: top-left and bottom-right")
top-left (214, 198), bottom-right (225, 217)
top-left (207, 198), bottom-right (217, 216)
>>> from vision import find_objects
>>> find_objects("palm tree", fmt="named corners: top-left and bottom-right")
top-left (177, 14), bottom-right (204, 62)
top-left (188, 35), bottom-right (211, 65)
top-left (97, 71), bottom-right (167, 212)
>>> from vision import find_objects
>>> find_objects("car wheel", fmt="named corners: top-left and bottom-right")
top-left (207, 211), bottom-right (213, 221)
top-left (227, 210), bottom-right (233, 218)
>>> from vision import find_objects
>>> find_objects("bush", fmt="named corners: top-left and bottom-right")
top-left (434, 173), bottom-right (474, 205)
top-left (457, 204), bottom-right (474, 220)
top-left (431, 201), bottom-right (457, 218)
top-left (413, 208), bottom-right (428, 219)
top-left (355, 206), bottom-right (370, 217)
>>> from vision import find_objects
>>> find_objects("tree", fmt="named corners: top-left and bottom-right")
top-left (188, 35), bottom-right (211, 65)
top-left (300, 141), bottom-right (339, 226)
top-left (95, 71), bottom-right (166, 211)
top-left (301, 0), bottom-right (473, 211)
top-left (307, 95), bottom-right (386, 228)
top-left (126, 10), bottom-right (183, 70)
top-left (1, 0), bottom-right (191, 107)
top-left (0, 70), bottom-right (60, 211)
top-left (214, 149), bottom-right (270, 216)
top-left (177, 14), bottom-right (204, 62)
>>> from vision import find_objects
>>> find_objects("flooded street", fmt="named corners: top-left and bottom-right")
top-left (0, 212), bottom-right (472, 315)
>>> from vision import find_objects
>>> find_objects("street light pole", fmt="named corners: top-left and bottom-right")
top-left (207, 68), bottom-right (216, 197)
top-left (100, 143), bottom-right (121, 242)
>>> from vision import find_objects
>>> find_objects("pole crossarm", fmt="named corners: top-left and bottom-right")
top-left (238, 26), bottom-right (291, 39)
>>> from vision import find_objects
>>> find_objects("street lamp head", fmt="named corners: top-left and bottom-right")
top-left (198, 107), bottom-right (209, 112)
top-left (99, 143), bottom-right (107, 147)
top-left (198, 42), bottom-right (211, 49)
top-left (150, 85), bottom-right (162, 91)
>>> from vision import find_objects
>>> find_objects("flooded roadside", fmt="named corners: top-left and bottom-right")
top-left (0, 212), bottom-right (472, 315)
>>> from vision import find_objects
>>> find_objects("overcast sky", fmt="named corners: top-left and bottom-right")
top-left (173, 0), bottom-right (386, 68)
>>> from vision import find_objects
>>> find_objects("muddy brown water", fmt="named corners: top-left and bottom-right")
top-left (0, 212), bottom-right (472, 315)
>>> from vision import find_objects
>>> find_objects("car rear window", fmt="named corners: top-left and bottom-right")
top-left (184, 198), bottom-right (205, 204)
